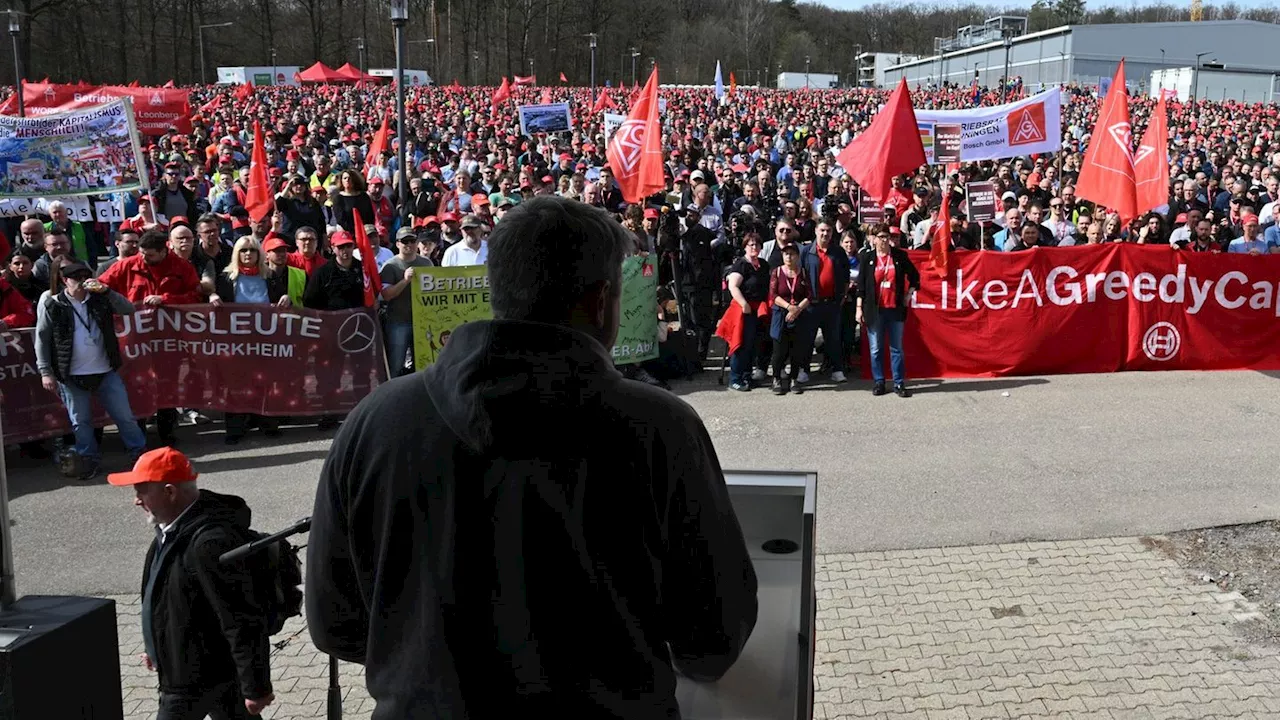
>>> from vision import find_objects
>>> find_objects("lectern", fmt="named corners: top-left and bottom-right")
top-left (677, 470), bottom-right (818, 720)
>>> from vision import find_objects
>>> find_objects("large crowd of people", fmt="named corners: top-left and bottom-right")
top-left (3, 76), bottom-right (1280, 475)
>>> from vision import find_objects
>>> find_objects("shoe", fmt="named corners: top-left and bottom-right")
top-left (57, 450), bottom-right (81, 478)
top-left (772, 379), bottom-right (787, 395)
top-left (317, 417), bottom-right (339, 431)
top-left (730, 382), bottom-right (752, 392)
top-left (751, 368), bottom-right (766, 382)
top-left (797, 369), bottom-right (810, 384)
top-left (263, 428), bottom-right (283, 439)
top-left (181, 409), bottom-right (212, 426)
top-left (872, 382), bottom-right (887, 396)
top-left (793, 381), bottom-right (804, 395)
top-left (895, 384), bottom-right (912, 398)
top-left (224, 435), bottom-right (242, 446)
top-left (831, 371), bottom-right (848, 383)
top-left (77, 459), bottom-right (101, 482)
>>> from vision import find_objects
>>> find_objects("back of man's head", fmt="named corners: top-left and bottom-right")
top-left (488, 196), bottom-right (628, 334)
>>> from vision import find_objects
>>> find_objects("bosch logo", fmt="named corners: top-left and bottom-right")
top-left (1142, 322), bottom-right (1180, 362)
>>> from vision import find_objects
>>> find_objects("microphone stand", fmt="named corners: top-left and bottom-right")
top-left (219, 518), bottom-right (344, 720)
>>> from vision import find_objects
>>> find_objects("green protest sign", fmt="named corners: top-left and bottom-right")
top-left (611, 254), bottom-right (659, 365)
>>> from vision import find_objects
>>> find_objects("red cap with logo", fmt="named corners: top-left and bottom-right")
top-left (107, 447), bottom-right (199, 487)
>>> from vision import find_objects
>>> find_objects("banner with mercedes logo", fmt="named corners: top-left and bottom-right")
top-left (0, 306), bottom-right (386, 444)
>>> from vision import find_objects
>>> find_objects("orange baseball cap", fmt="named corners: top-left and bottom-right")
top-left (107, 447), bottom-right (199, 486)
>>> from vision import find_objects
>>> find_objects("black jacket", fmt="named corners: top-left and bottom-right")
top-left (855, 246), bottom-right (920, 326)
top-left (307, 319), bottom-right (758, 720)
top-left (303, 259), bottom-right (365, 310)
top-left (141, 490), bottom-right (272, 699)
top-left (34, 289), bottom-right (131, 382)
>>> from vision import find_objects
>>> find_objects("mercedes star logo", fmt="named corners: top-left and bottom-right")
top-left (337, 313), bottom-right (376, 354)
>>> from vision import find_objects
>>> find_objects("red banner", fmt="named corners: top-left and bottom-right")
top-left (0, 83), bottom-right (192, 135)
top-left (0, 306), bottom-right (386, 444)
top-left (871, 244), bottom-right (1280, 378)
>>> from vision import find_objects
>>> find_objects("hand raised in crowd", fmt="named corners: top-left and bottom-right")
top-left (403, 267), bottom-right (416, 282)
top-left (143, 294), bottom-right (165, 307)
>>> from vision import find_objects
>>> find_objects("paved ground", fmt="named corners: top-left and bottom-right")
top-left (7, 368), bottom-right (1280, 717)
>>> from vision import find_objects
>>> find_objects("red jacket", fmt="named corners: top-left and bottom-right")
top-left (97, 251), bottom-right (202, 305)
top-left (0, 278), bottom-right (34, 329)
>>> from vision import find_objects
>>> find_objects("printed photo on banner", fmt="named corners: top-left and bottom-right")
top-left (612, 254), bottom-right (659, 365)
top-left (517, 103), bottom-right (573, 135)
top-left (914, 88), bottom-right (1062, 164)
top-left (411, 266), bottom-right (493, 369)
top-left (603, 112), bottom-right (626, 142)
top-left (0, 98), bottom-right (147, 198)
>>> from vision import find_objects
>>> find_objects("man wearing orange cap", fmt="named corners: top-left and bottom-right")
top-left (109, 448), bottom-right (274, 720)
top-left (1228, 213), bottom-right (1269, 255)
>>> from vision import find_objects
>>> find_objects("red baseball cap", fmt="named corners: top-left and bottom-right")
top-left (471, 194), bottom-right (490, 207)
top-left (644, 208), bottom-right (660, 220)
top-left (1242, 213), bottom-right (1260, 225)
top-left (262, 237), bottom-right (290, 253)
top-left (330, 230), bottom-right (355, 247)
top-left (107, 447), bottom-right (199, 486)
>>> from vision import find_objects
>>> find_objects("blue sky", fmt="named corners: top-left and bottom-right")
top-left (813, 0), bottom-right (1272, 9)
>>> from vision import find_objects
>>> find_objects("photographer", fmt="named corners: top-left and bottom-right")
top-left (678, 206), bottom-right (719, 363)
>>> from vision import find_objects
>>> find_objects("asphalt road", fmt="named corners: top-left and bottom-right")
top-left (7, 369), bottom-right (1280, 596)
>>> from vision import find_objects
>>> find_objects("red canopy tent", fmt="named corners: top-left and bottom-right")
top-left (334, 63), bottom-right (382, 84)
top-left (297, 61), bottom-right (347, 83)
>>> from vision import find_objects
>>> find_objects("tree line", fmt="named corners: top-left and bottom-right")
top-left (3, 0), bottom-right (1278, 89)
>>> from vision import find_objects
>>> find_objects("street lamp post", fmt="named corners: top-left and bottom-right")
top-left (853, 44), bottom-right (862, 89)
top-left (391, 0), bottom-right (409, 214)
top-left (588, 33), bottom-right (597, 102)
top-left (7, 11), bottom-right (22, 118)
top-left (270, 47), bottom-right (277, 85)
top-left (198, 21), bottom-right (234, 85)
top-left (630, 47), bottom-right (639, 87)
top-left (409, 38), bottom-right (435, 82)
top-left (1192, 51), bottom-right (1212, 103)
top-left (805, 55), bottom-right (811, 89)
top-left (1002, 34), bottom-right (1013, 102)
top-left (357, 37), bottom-right (367, 79)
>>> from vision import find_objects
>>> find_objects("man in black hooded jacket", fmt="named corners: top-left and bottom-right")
top-left (308, 195), bottom-right (758, 720)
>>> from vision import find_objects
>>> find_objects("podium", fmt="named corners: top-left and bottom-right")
top-left (677, 470), bottom-right (817, 720)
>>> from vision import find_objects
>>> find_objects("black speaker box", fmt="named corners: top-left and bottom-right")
top-left (0, 595), bottom-right (123, 720)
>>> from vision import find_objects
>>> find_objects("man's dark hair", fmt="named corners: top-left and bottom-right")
top-left (115, 227), bottom-right (140, 242)
top-left (196, 212), bottom-right (220, 228)
top-left (139, 229), bottom-right (169, 251)
top-left (488, 196), bottom-right (628, 324)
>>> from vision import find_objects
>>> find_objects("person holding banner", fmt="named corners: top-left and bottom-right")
top-left (855, 224), bottom-right (920, 398)
top-left (34, 258), bottom-right (149, 480)
top-left (212, 238), bottom-right (284, 445)
top-left (379, 229), bottom-right (434, 377)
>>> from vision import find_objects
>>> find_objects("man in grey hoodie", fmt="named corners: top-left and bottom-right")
top-left (307, 195), bottom-right (758, 719)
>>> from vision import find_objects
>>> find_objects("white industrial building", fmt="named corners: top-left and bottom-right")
top-left (856, 52), bottom-right (920, 88)
top-left (1150, 66), bottom-right (1279, 103)
top-left (882, 19), bottom-right (1280, 97)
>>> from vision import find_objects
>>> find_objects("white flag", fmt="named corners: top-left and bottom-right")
top-left (714, 61), bottom-right (725, 102)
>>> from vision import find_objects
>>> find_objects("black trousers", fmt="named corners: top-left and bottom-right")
top-left (157, 682), bottom-right (252, 720)
top-left (225, 413), bottom-right (278, 440)
top-left (138, 408), bottom-right (180, 443)
top-left (771, 326), bottom-right (806, 381)
top-left (680, 290), bottom-right (714, 359)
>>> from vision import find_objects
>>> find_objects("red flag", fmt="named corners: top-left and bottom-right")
top-left (1076, 60), bottom-right (1138, 222)
top-left (234, 82), bottom-right (254, 101)
top-left (491, 77), bottom-right (511, 111)
top-left (450, 79), bottom-right (462, 91)
top-left (351, 209), bottom-right (383, 308)
top-left (591, 89), bottom-right (617, 114)
top-left (559, 72), bottom-right (568, 83)
top-left (127, 80), bottom-right (139, 88)
top-left (1134, 94), bottom-right (1170, 217)
top-left (729, 72), bottom-right (737, 95)
top-left (606, 66), bottom-right (665, 203)
top-left (364, 110), bottom-right (390, 179)
top-left (199, 94), bottom-right (222, 114)
top-left (929, 189), bottom-right (952, 278)
top-left (243, 121), bottom-right (274, 223)
top-left (834, 78), bottom-right (925, 205)
top-left (513, 75), bottom-right (536, 86)
top-left (162, 79), bottom-right (175, 88)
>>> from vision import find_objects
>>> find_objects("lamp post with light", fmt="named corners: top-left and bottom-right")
top-left (7, 11), bottom-right (23, 117)
top-left (1002, 34), bottom-right (1013, 102)
top-left (588, 33), bottom-right (597, 102)
top-left (630, 47), bottom-right (639, 86)
top-left (391, 0), bottom-right (409, 213)
top-left (1192, 51), bottom-right (1212, 103)
top-left (199, 21), bottom-right (234, 85)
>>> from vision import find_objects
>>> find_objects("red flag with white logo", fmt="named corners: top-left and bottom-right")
top-left (1076, 60), bottom-right (1137, 221)
top-left (606, 66), bottom-right (665, 203)
top-left (1134, 94), bottom-right (1170, 217)
top-left (351, 209), bottom-right (383, 308)
top-left (244, 121), bottom-right (274, 223)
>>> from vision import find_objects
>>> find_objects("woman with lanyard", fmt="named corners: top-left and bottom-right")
top-left (212, 237), bottom-right (283, 445)
top-left (724, 230), bottom-right (771, 391)
top-left (768, 243), bottom-right (812, 395)
top-left (855, 223), bottom-right (920, 398)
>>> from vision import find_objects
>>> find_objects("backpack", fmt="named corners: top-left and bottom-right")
top-left (203, 525), bottom-right (304, 636)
